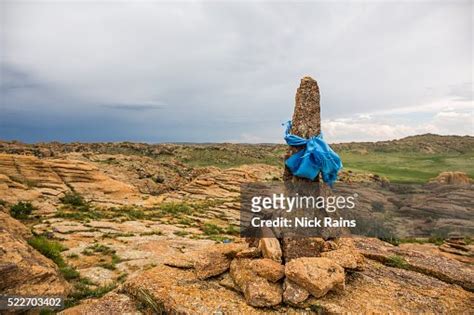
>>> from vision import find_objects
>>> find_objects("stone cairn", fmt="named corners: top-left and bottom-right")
top-left (190, 77), bottom-right (365, 308)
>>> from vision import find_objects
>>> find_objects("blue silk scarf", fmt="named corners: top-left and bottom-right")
top-left (283, 121), bottom-right (342, 186)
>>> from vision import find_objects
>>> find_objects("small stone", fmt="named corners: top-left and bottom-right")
top-left (245, 277), bottom-right (282, 307)
top-left (236, 247), bottom-right (261, 259)
top-left (258, 238), bottom-right (282, 263)
top-left (321, 247), bottom-right (364, 270)
top-left (164, 255), bottom-right (194, 269)
top-left (194, 243), bottom-right (247, 280)
top-left (250, 258), bottom-right (285, 282)
top-left (283, 278), bottom-right (310, 305)
top-left (230, 259), bottom-right (282, 307)
top-left (285, 257), bottom-right (345, 298)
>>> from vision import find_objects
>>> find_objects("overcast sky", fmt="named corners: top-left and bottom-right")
top-left (0, 0), bottom-right (472, 143)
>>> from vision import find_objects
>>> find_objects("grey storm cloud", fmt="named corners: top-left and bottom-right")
top-left (0, 0), bottom-right (472, 143)
top-left (101, 104), bottom-right (164, 111)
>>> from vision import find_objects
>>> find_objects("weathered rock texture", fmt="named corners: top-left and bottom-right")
top-left (194, 243), bottom-right (247, 279)
top-left (0, 153), bottom-right (149, 209)
top-left (285, 257), bottom-right (345, 298)
top-left (230, 258), bottom-right (283, 307)
top-left (289, 76), bottom-right (321, 139)
top-left (355, 237), bottom-right (474, 291)
top-left (283, 76), bottom-right (321, 181)
top-left (282, 278), bottom-right (310, 306)
top-left (0, 211), bottom-right (71, 295)
top-left (124, 264), bottom-right (266, 313)
top-left (59, 292), bottom-right (141, 315)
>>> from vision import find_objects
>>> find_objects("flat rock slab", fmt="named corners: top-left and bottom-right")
top-left (53, 223), bottom-right (91, 234)
top-left (79, 267), bottom-right (116, 286)
top-left (59, 292), bottom-right (142, 315)
top-left (355, 237), bottom-right (474, 291)
top-left (315, 260), bottom-right (474, 313)
top-left (124, 265), bottom-right (269, 314)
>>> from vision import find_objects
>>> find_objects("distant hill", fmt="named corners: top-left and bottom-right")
top-left (1, 134), bottom-right (473, 156)
top-left (332, 134), bottom-right (474, 154)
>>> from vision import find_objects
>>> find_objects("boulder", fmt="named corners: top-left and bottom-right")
top-left (285, 257), bottom-right (345, 298)
top-left (249, 258), bottom-right (285, 282)
top-left (194, 243), bottom-right (247, 280)
top-left (230, 259), bottom-right (282, 307)
top-left (283, 279), bottom-right (310, 306)
top-left (321, 239), bottom-right (364, 270)
top-left (258, 238), bottom-right (282, 262)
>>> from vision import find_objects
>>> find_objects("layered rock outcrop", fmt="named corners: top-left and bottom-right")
top-left (0, 210), bottom-right (71, 295)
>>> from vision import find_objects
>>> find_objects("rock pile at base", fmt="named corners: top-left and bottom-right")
top-left (185, 237), bottom-right (364, 308)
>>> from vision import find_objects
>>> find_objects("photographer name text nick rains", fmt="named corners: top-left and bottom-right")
top-left (251, 216), bottom-right (356, 228)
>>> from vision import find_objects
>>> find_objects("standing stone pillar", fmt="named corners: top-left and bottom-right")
top-left (283, 77), bottom-right (321, 182)
top-left (281, 76), bottom-right (328, 262)
top-left (257, 76), bottom-right (328, 263)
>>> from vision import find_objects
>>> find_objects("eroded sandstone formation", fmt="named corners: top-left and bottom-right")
top-left (0, 210), bottom-right (71, 296)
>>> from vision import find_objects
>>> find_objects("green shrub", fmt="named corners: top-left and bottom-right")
top-left (60, 192), bottom-right (90, 211)
top-left (139, 230), bottom-right (163, 236)
top-left (83, 243), bottom-right (115, 255)
top-left (225, 225), bottom-right (240, 235)
top-left (386, 255), bottom-right (409, 269)
top-left (123, 209), bottom-right (146, 220)
top-left (65, 283), bottom-right (116, 308)
top-left (27, 236), bottom-right (66, 266)
top-left (55, 210), bottom-right (103, 220)
top-left (159, 202), bottom-right (192, 215)
top-left (27, 236), bottom-right (80, 280)
top-left (99, 262), bottom-right (116, 270)
top-left (59, 265), bottom-right (80, 280)
top-left (202, 223), bottom-right (224, 235)
top-left (173, 230), bottom-right (189, 237)
top-left (10, 201), bottom-right (34, 219)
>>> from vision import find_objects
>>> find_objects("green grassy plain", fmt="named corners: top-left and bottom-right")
top-left (339, 151), bottom-right (474, 183)
top-left (170, 142), bottom-right (473, 184)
